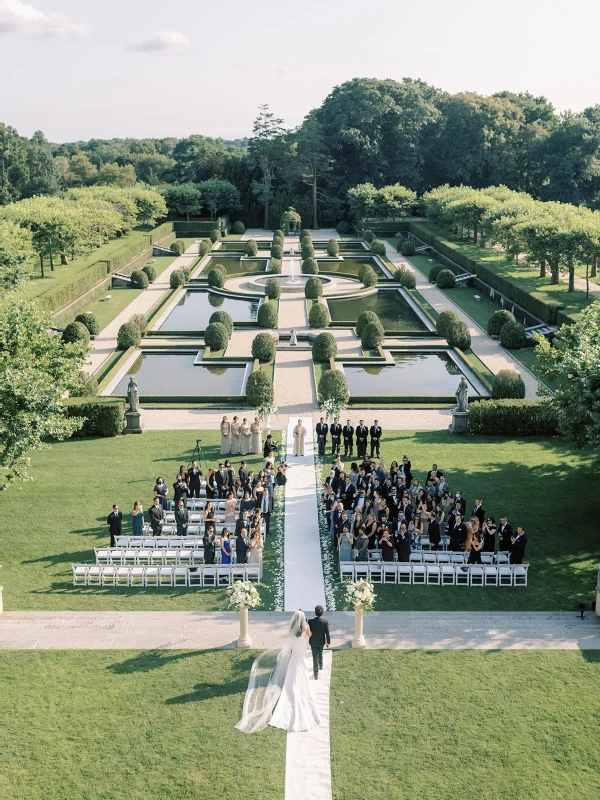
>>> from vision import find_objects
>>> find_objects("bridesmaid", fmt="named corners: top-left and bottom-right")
top-left (240, 417), bottom-right (250, 456)
top-left (220, 529), bottom-right (232, 565)
top-left (250, 416), bottom-right (262, 454)
top-left (132, 501), bottom-right (144, 536)
top-left (220, 416), bottom-right (231, 455)
top-left (230, 415), bottom-right (241, 455)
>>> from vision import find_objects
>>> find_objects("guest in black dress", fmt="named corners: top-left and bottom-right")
top-left (482, 517), bottom-right (497, 552)
top-left (468, 532), bottom-right (483, 564)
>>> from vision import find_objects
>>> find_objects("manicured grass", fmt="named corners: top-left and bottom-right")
top-left (0, 430), bottom-right (281, 611)
top-left (323, 431), bottom-right (598, 611)
top-left (81, 287), bottom-right (143, 331)
top-left (0, 649), bottom-right (285, 800)
top-left (330, 650), bottom-right (600, 800)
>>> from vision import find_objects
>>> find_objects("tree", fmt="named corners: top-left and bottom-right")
top-left (0, 298), bottom-right (89, 488)
top-left (535, 301), bottom-right (600, 449)
top-left (0, 219), bottom-right (35, 290)
top-left (0, 123), bottom-right (29, 204)
top-left (198, 178), bottom-right (240, 218)
top-left (68, 153), bottom-right (98, 186)
top-left (347, 183), bottom-right (378, 221)
top-left (97, 162), bottom-right (137, 187)
top-left (162, 182), bottom-right (203, 220)
top-left (25, 131), bottom-right (58, 197)
top-left (248, 105), bottom-right (286, 228)
top-left (294, 110), bottom-right (332, 228)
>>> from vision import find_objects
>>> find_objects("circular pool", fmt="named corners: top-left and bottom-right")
top-left (251, 274), bottom-right (336, 293)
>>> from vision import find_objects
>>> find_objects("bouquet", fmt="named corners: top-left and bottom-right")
top-left (344, 579), bottom-right (376, 614)
top-left (227, 580), bottom-right (261, 610)
top-left (257, 401), bottom-right (278, 421)
top-left (321, 397), bottom-right (345, 419)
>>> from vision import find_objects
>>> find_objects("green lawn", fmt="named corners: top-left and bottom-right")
top-left (330, 650), bottom-right (600, 800)
top-left (322, 431), bottom-right (598, 611)
top-left (0, 430), bottom-right (282, 611)
top-left (0, 649), bottom-right (285, 800)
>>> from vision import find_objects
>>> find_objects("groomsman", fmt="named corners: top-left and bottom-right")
top-left (370, 419), bottom-right (382, 458)
top-left (330, 417), bottom-right (342, 455)
top-left (188, 461), bottom-right (202, 498)
top-left (316, 417), bottom-right (328, 457)
top-left (342, 419), bottom-right (354, 457)
top-left (356, 419), bottom-right (368, 458)
top-left (106, 504), bottom-right (122, 547)
top-left (498, 517), bottom-right (513, 553)
top-left (472, 498), bottom-right (485, 527)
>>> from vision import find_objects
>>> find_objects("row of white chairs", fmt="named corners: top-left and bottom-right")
top-left (95, 547), bottom-right (237, 566)
top-left (339, 562), bottom-right (529, 586)
top-left (72, 563), bottom-right (261, 587)
top-left (116, 536), bottom-right (208, 548)
top-left (406, 551), bottom-right (511, 565)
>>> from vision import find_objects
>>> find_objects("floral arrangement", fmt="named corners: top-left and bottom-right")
top-left (257, 400), bottom-right (278, 421)
top-left (344, 579), bottom-right (376, 614)
top-left (227, 580), bottom-right (261, 610)
top-left (321, 397), bottom-right (345, 419)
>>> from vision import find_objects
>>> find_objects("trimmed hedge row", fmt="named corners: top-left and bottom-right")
top-left (408, 221), bottom-right (565, 324)
top-left (468, 400), bottom-right (558, 436)
top-left (63, 398), bottom-right (125, 437)
top-left (39, 262), bottom-right (109, 313)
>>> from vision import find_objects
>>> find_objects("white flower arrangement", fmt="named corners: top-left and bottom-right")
top-left (321, 397), bottom-right (345, 419)
top-left (257, 400), bottom-right (278, 421)
top-left (344, 579), bottom-right (376, 614)
top-left (227, 580), bottom-right (261, 610)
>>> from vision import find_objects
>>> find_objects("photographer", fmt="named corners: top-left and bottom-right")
top-left (263, 434), bottom-right (279, 466)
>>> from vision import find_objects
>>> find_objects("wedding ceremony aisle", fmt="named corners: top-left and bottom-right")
top-left (283, 416), bottom-right (326, 613)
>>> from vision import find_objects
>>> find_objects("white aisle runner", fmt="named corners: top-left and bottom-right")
top-left (285, 651), bottom-right (333, 800)
top-left (284, 416), bottom-right (326, 612)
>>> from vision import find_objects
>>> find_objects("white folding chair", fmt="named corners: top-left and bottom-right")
top-left (455, 565), bottom-right (470, 585)
top-left (170, 537), bottom-right (183, 548)
top-left (423, 552), bottom-right (437, 564)
top-left (178, 549), bottom-right (193, 565)
top-left (203, 566), bottom-right (217, 587)
top-left (87, 565), bottom-right (102, 585)
top-left (72, 564), bottom-right (88, 586)
top-left (95, 548), bottom-right (110, 564)
top-left (450, 552), bottom-right (465, 564)
top-left (409, 552), bottom-right (423, 564)
top-left (191, 548), bottom-right (204, 565)
top-left (437, 552), bottom-right (451, 564)
top-left (232, 565), bottom-right (247, 581)
top-left (130, 566), bottom-right (146, 586)
top-left (164, 549), bottom-right (179, 565)
top-left (101, 565), bottom-right (117, 586)
top-left (188, 567), bottom-right (202, 586)
top-left (412, 565), bottom-right (426, 584)
top-left (498, 566), bottom-right (513, 586)
top-left (484, 565), bottom-right (499, 586)
top-left (368, 550), bottom-right (382, 561)
top-left (155, 537), bottom-right (169, 549)
top-left (115, 536), bottom-right (129, 547)
top-left (397, 564), bottom-right (412, 584)
top-left (129, 538), bottom-right (142, 548)
top-left (137, 549), bottom-right (152, 565)
top-left (340, 562), bottom-right (355, 581)
top-left (469, 565), bottom-right (485, 586)
top-left (496, 552), bottom-right (510, 565)
top-left (513, 564), bottom-right (528, 586)
top-left (355, 563), bottom-right (369, 580)
top-left (115, 566), bottom-right (132, 586)
top-left (144, 566), bottom-right (160, 586)
top-left (159, 566), bottom-right (174, 586)
top-left (481, 553), bottom-right (495, 565)
top-left (246, 566), bottom-right (260, 582)
top-left (421, 536), bottom-right (431, 551)
top-left (383, 564), bottom-right (398, 584)
top-left (150, 551), bottom-right (165, 566)
top-left (173, 567), bottom-right (189, 587)
top-left (217, 566), bottom-right (232, 586)
top-left (369, 562), bottom-right (382, 583)
top-left (123, 550), bottom-right (138, 565)
top-left (441, 564), bottom-right (455, 585)
top-left (142, 537), bottom-right (156, 549)
top-left (426, 564), bottom-right (441, 585)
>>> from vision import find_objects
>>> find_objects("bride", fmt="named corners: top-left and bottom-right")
top-left (235, 610), bottom-right (321, 734)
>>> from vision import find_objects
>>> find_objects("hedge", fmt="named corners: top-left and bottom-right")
top-left (360, 264), bottom-right (378, 288)
top-left (39, 262), bottom-right (109, 313)
top-left (305, 277), bottom-right (323, 299)
top-left (308, 302), bottom-right (331, 328)
top-left (204, 321), bottom-right (229, 350)
top-left (64, 398), bottom-right (125, 437)
top-left (436, 309), bottom-right (460, 337)
top-left (198, 240), bottom-right (210, 256)
top-left (117, 321), bottom-right (141, 349)
top-left (251, 332), bottom-right (276, 362)
top-left (303, 257), bottom-right (318, 275)
top-left (491, 370), bottom-right (526, 399)
top-left (487, 309), bottom-right (516, 335)
top-left (257, 300), bottom-right (278, 328)
top-left (231, 221), bottom-right (246, 234)
top-left (70, 371), bottom-right (99, 398)
top-left (318, 369), bottom-right (349, 404)
top-left (356, 310), bottom-right (381, 336)
top-left (301, 244), bottom-right (314, 260)
top-left (393, 266), bottom-right (406, 282)
top-left (271, 244), bottom-right (283, 259)
top-left (468, 400), bottom-right (558, 436)
top-left (500, 320), bottom-right (527, 350)
top-left (170, 269), bottom-right (186, 289)
top-left (61, 321), bottom-right (90, 345)
top-left (300, 229), bottom-right (312, 240)
top-left (361, 320), bottom-right (385, 349)
top-left (209, 310), bottom-right (233, 337)
top-left (274, 229), bottom-right (284, 238)
top-left (436, 269), bottom-right (456, 289)
top-left (246, 370), bottom-right (274, 407)
top-left (429, 264), bottom-right (442, 283)
top-left (312, 332), bottom-right (338, 362)
top-left (75, 312), bottom-right (99, 336)
top-left (264, 278), bottom-right (281, 299)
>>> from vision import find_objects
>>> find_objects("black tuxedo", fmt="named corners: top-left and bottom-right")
top-left (308, 616), bottom-right (331, 678)
top-left (316, 422), bottom-right (328, 456)
top-left (400, 460), bottom-right (412, 485)
top-left (188, 466), bottom-right (202, 498)
top-left (342, 425), bottom-right (354, 456)
top-left (356, 425), bottom-right (368, 457)
top-left (429, 518), bottom-right (441, 550)
top-left (369, 425), bottom-right (382, 457)
top-left (498, 523), bottom-right (513, 552)
top-left (175, 506), bottom-right (189, 536)
top-left (340, 482), bottom-right (356, 510)
top-left (148, 504), bottom-right (164, 536)
top-left (263, 439), bottom-right (278, 460)
top-left (203, 533), bottom-right (216, 564)
top-left (330, 423), bottom-right (342, 454)
top-left (235, 516), bottom-right (251, 536)
top-left (510, 533), bottom-right (527, 564)
top-left (449, 520), bottom-right (467, 551)
top-left (472, 505), bottom-right (485, 527)
top-left (238, 466), bottom-right (249, 487)
top-left (107, 511), bottom-right (122, 547)
top-left (236, 534), bottom-right (250, 564)
top-left (215, 470), bottom-right (229, 498)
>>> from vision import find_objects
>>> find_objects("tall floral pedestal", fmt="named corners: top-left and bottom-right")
top-left (352, 604), bottom-right (367, 648)
top-left (237, 606), bottom-right (252, 648)
top-left (263, 412), bottom-right (271, 438)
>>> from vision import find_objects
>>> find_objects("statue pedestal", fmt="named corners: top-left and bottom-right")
top-left (124, 409), bottom-right (145, 434)
top-left (449, 410), bottom-right (469, 435)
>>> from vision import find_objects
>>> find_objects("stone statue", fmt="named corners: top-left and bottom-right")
top-left (127, 376), bottom-right (140, 412)
top-left (290, 329), bottom-right (298, 346)
top-left (455, 376), bottom-right (468, 413)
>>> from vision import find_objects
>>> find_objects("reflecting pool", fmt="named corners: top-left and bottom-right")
top-left (327, 290), bottom-right (427, 332)
top-left (158, 290), bottom-right (260, 331)
top-left (113, 354), bottom-right (247, 397)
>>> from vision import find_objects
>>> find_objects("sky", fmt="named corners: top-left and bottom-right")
top-left (1, 0), bottom-right (599, 143)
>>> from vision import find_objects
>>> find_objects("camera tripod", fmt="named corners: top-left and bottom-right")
top-left (188, 438), bottom-right (209, 472)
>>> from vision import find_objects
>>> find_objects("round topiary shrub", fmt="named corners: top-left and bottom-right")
top-left (326, 239), bottom-right (339, 257)
top-left (74, 312), bottom-right (99, 336)
top-left (370, 239), bottom-right (386, 256)
top-left (272, 235), bottom-right (284, 248)
top-left (436, 269), bottom-right (456, 289)
top-left (301, 244), bottom-right (314, 260)
top-left (487, 309), bottom-right (516, 336)
top-left (393, 266), bottom-right (406, 282)
top-left (209, 310), bottom-right (233, 337)
top-left (207, 266), bottom-right (226, 288)
top-left (436, 309), bottom-right (460, 338)
top-left (318, 368), bottom-right (349, 405)
top-left (170, 269), bottom-right (186, 289)
top-left (129, 313), bottom-right (147, 334)
top-left (273, 229), bottom-right (284, 239)
top-left (70, 370), bottom-right (99, 397)
top-left (303, 257), bottom-right (318, 275)
top-left (231, 221), bottom-right (246, 235)
top-left (271, 244), bottom-right (283, 260)
top-left (491, 369), bottom-right (526, 399)
top-left (257, 300), bottom-right (278, 329)
top-left (251, 332), bottom-right (276, 363)
top-left (400, 271), bottom-right (417, 289)
top-left (500, 320), bottom-right (527, 350)
top-left (170, 240), bottom-right (185, 256)
top-left (400, 240), bottom-right (415, 257)
top-left (198, 240), bottom-right (210, 256)
top-left (300, 229), bottom-right (311, 240)
top-left (204, 321), bottom-right (229, 351)
top-left (336, 221), bottom-right (352, 235)
top-left (312, 332), bottom-right (338, 362)
top-left (308, 302), bottom-right (331, 328)
top-left (130, 270), bottom-right (149, 290)
top-left (356, 311), bottom-right (381, 337)
top-left (446, 320), bottom-right (471, 350)
top-left (429, 264), bottom-right (442, 283)
top-left (265, 278), bottom-right (281, 299)
top-left (360, 265), bottom-right (378, 288)
top-left (305, 277), bottom-right (323, 299)
top-left (117, 321), bottom-right (141, 349)
top-left (269, 257), bottom-right (282, 274)
top-left (244, 239), bottom-right (258, 257)
top-left (300, 234), bottom-right (311, 247)
top-left (363, 229), bottom-right (375, 243)
top-left (142, 264), bottom-right (156, 283)
top-left (245, 369), bottom-right (274, 408)
top-left (210, 229), bottom-right (222, 243)
top-left (361, 320), bottom-right (385, 349)
top-left (62, 321), bottom-right (90, 345)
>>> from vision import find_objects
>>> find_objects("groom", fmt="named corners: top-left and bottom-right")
top-left (308, 605), bottom-right (330, 680)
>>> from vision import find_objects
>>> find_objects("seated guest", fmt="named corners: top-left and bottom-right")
top-left (379, 529), bottom-right (395, 562)
top-left (395, 524), bottom-right (411, 562)
top-left (175, 499), bottom-right (189, 536)
top-left (203, 526), bottom-right (216, 565)
top-left (149, 497), bottom-right (164, 537)
top-left (107, 503), bottom-right (122, 547)
top-left (510, 527), bottom-right (528, 564)
top-left (482, 516), bottom-right (497, 552)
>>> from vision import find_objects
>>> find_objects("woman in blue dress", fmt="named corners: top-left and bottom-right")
top-left (154, 477), bottom-right (168, 510)
top-left (132, 501), bottom-right (144, 536)
top-left (221, 529), bottom-right (232, 564)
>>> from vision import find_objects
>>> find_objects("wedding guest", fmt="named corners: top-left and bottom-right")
top-left (468, 531), bottom-right (483, 564)
top-left (482, 516), bottom-right (497, 552)
top-left (215, 463), bottom-right (229, 499)
top-left (340, 475), bottom-right (356, 510)
top-left (248, 531), bottom-right (264, 565)
top-left (224, 491), bottom-right (237, 526)
top-left (276, 464), bottom-right (288, 487)
top-left (175, 499), bottom-right (189, 536)
top-left (203, 501), bottom-right (218, 535)
top-left (203, 526), bottom-right (216, 564)
top-left (472, 498), bottom-right (485, 527)
top-left (148, 497), bottom-right (164, 537)
top-left (131, 501), bottom-right (144, 537)
top-left (379, 529), bottom-right (395, 561)
top-left (343, 419), bottom-right (354, 457)
top-left (236, 528), bottom-right (250, 564)
top-left (107, 504), bottom-right (122, 547)
top-left (220, 529), bottom-right (232, 564)
top-left (263, 434), bottom-right (278, 465)
top-left (238, 461), bottom-right (249, 487)
top-left (498, 517), bottom-right (513, 553)
top-left (338, 526), bottom-right (354, 562)
top-left (353, 528), bottom-right (369, 561)
top-left (400, 455), bottom-right (412, 485)
top-left (154, 477), bottom-right (168, 510)
top-left (174, 474), bottom-right (189, 505)
top-left (224, 459), bottom-right (235, 490)
top-left (510, 527), bottom-right (528, 564)
top-left (205, 468), bottom-right (217, 499)
top-left (187, 460), bottom-right (202, 498)
top-left (428, 510), bottom-right (441, 551)
top-left (395, 524), bottom-right (411, 562)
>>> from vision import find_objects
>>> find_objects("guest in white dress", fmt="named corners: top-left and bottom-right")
top-left (250, 417), bottom-right (262, 454)
top-left (248, 531), bottom-right (264, 565)
top-left (230, 416), bottom-right (241, 455)
top-left (220, 416), bottom-right (231, 455)
top-left (240, 417), bottom-right (250, 456)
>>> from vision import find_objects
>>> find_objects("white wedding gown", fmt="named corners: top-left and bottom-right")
top-left (236, 627), bottom-right (321, 734)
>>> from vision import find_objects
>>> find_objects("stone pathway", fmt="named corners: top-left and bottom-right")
top-left (283, 417), bottom-right (326, 611)
top-left (2, 611), bottom-right (598, 650)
